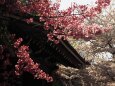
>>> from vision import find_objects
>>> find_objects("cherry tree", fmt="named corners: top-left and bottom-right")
top-left (0, 0), bottom-right (112, 84)
top-left (0, 0), bottom-right (112, 42)
top-left (89, 7), bottom-right (115, 61)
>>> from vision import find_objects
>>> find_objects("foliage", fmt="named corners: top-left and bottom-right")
top-left (0, 0), bottom-right (114, 86)
top-left (0, 0), bottom-right (112, 42)
top-left (14, 38), bottom-right (53, 82)
top-left (85, 0), bottom-right (115, 61)
top-left (68, 0), bottom-right (115, 63)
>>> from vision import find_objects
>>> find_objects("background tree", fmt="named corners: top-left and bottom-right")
top-left (68, 0), bottom-right (115, 63)
top-left (88, 0), bottom-right (115, 61)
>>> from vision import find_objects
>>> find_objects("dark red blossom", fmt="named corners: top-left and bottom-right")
top-left (1, 0), bottom-right (111, 41)
top-left (14, 38), bottom-right (53, 82)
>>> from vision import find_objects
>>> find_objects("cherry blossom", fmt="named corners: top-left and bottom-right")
top-left (14, 38), bottom-right (53, 82)
top-left (1, 0), bottom-right (112, 41)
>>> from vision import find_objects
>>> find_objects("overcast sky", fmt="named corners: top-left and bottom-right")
top-left (51, 0), bottom-right (96, 10)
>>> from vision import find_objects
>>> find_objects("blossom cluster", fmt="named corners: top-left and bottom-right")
top-left (14, 38), bottom-right (53, 82)
top-left (44, 0), bottom-right (111, 41)
top-left (16, 0), bottom-right (59, 17)
top-left (0, 0), bottom-right (112, 42)
top-left (24, 18), bottom-right (34, 24)
top-left (14, 38), bottom-right (23, 48)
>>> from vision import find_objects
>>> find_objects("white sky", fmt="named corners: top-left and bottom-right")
top-left (51, 0), bottom-right (96, 10)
